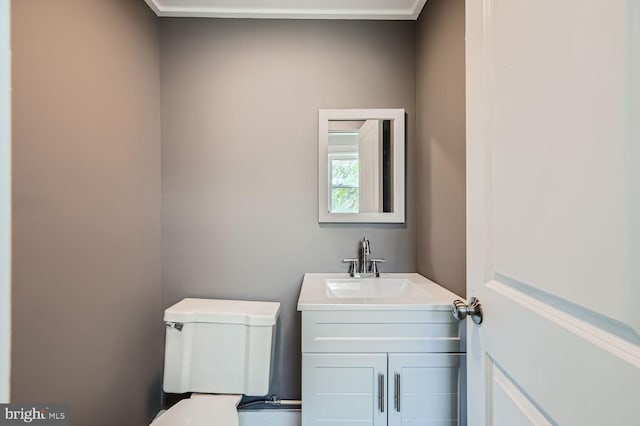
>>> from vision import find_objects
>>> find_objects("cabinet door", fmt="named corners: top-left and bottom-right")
top-left (302, 353), bottom-right (388, 426)
top-left (388, 354), bottom-right (465, 426)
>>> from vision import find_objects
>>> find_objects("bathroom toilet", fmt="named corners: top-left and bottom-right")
top-left (150, 298), bottom-right (281, 426)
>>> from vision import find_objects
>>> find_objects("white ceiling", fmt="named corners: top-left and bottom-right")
top-left (144, 0), bottom-right (428, 20)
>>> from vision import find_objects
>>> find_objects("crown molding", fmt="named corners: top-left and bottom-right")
top-left (144, 0), bottom-right (427, 20)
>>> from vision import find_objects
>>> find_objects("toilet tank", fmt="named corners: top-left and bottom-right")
top-left (162, 298), bottom-right (280, 395)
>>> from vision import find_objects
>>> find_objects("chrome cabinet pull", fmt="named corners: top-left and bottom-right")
top-left (451, 297), bottom-right (483, 324)
top-left (394, 373), bottom-right (400, 412)
top-left (378, 374), bottom-right (385, 413)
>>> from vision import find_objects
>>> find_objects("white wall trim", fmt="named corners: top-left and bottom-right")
top-left (0, 0), bottom-right (11, 403)
top-left (144, 0), bottom-right (426, 20)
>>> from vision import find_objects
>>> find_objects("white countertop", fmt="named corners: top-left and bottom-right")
top-left (297, 272), bottom-right (461, 311)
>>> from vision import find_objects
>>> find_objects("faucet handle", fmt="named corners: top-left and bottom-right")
top-left (370, 259), bottom-right (385, 277)
top-left (343, 258), bottom-right (359, 276)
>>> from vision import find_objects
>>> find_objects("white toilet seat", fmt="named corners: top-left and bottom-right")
top-left (150, 394), bottom-right (242, 426)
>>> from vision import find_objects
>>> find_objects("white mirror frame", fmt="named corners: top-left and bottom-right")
top-left (318, 108), bottom-right (405, 223)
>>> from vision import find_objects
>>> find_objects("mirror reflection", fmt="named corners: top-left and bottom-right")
top-left (328, 119), bottom-right (393, 214)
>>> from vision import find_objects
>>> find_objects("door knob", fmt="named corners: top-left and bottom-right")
top-left (451, 297), bottom-right (483, 324)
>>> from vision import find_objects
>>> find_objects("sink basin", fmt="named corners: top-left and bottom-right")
top-left (325, 278), bottom-right (430, 299)
top-left (297, 273), bottom-right (459, 311)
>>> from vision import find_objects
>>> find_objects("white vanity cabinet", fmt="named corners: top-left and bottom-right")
top-left (302, 353), bottom-right (388, 426)
top-left (387, 353), bottom-right (465, 426)
top-left (300, 309), bottom-right (465, 426)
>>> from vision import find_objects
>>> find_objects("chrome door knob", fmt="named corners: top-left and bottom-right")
top-left (451, 297), bottom-right (483, 324)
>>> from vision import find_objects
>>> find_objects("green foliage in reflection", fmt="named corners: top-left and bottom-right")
top-left (330, 158), bottom-right (359, 213)
top-left (331, 188), bottom-right (359, 213)
top-left (331, 159), bottom-right (359, 187)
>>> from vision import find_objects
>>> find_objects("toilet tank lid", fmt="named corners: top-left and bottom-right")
top-left (164, 298), bottom-right (280, 326)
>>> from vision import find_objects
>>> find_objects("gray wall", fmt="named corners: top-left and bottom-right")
top-left (160, 18), bottom-right (417, 399)
top-left (11, 1), bottom-right (162, 424)
top-left (416, 0), bottom-right (467, 297)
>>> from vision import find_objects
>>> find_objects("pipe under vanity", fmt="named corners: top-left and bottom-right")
top-left (237, 396), bottom-right (302, 409)
top-left (343, 236), bottom-right (385, 277)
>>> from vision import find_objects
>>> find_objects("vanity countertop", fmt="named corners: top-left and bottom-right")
top-left (297, 272), bottom-right (460, 311)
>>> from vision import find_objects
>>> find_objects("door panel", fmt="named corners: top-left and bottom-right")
top-left (481, 281), bottom-right (638, 424)
top-left (487, 0), bottom-right (635, 328)
top-left (388, 354), bottom-right (465, 426)
top-left (489, 362), bottom-right (551, 426)
top-left (466, 0), bottom-right (640, 424)
top-left (302, 353), bottom-right (387, 426)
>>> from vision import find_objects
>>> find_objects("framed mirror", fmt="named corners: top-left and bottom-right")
top-left (318, 108), bottom-right (405, 223)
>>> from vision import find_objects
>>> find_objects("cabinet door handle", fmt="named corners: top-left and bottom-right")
top-left (378, 373), bottom-right (385, 413)
top-left (394, 373), bottom-right (401, 412)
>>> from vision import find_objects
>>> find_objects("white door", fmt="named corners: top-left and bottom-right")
top-left (302, 353), bottom-right (387, 426)
top-left (465, 0), bottom-right (640, 425)
top-left (388, 353), bottom-right (465, 426)
top-left (0, 0), bottom-right (10, 403)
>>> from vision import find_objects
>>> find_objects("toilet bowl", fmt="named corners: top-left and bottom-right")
top-left (150, 394), bottom-right (242, 426)
top-left (152, 298), bottom-right (280, 426)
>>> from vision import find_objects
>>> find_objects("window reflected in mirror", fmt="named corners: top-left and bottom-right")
top-left (329, 153), bottom-right (359, 213)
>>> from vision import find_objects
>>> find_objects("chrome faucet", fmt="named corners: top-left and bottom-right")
top-left (359, 237), bottom-right (371, 274)
top-left (343, 236), bottom-right (385, 277)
